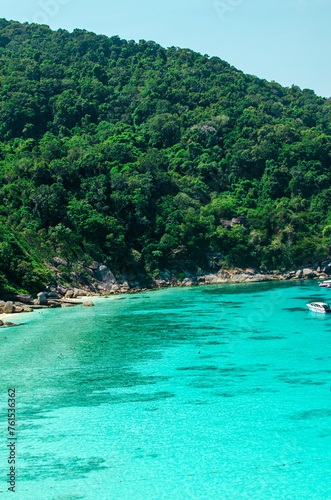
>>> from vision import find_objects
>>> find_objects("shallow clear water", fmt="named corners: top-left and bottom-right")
top-left (0, 281), bottom-right (331, 499)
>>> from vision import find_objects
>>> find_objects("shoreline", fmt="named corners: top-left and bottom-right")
top-left (0, 297), bottom-right (101, 323)
top-left (1, 266), bottom-right (327, 322)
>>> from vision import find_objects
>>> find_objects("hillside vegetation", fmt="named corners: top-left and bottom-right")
top-left (0, 19), bottom-right (331, 294)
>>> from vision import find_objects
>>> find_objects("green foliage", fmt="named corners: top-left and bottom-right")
top-left (0, 19), bottom-right (330, 293)
top-left (322, 225), bottom-right (331, 238)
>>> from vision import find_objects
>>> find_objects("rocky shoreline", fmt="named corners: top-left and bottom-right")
top-left (1, 258), bottom-right (330, 323)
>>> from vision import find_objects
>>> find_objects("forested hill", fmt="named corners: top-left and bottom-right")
top-left (0, 19), bottom-right (331, 295)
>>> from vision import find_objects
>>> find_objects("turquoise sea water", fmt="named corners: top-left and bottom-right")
top-left (0, 281), bottom-right (331, 499)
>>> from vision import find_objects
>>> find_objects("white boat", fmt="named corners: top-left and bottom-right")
top-left (318, 280), bottom-right (331, 288)
top-left (306, 302), bottom-right (331, 313)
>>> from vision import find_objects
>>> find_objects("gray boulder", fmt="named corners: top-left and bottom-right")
top-left (182, 279), bottom-right (194, 286)
top-left (94, 265), bottom-right (117, 291)
top-left (321, 260), bottom-right (331, 274)
top-left (217, 270), bottom-right (230, 279)
top-left (156, 279), bottom-right (168, 287)
top-left (82, 300), bottom-right (94, 307)
top-left (14, 294), bottom-right (33, 303)
top-left (3, 301), bottom-right (14, 314)
top-left (203, 273), bottom-right (215, 283)
top-left (57, 285), bottom-right (68, 296)
top-left (47, 300), bottom-right (61, 308)
top-left (22, 306), bottom-right (33, 312)
top-left (37, 292), bottom-right (48, 306)
top-left (244, 268), bottom-right (257, 275)
top-left (204, 274), bottom-right (226, 284)
top-left (302, 268), bottom-right (315, 278)
top-left (94, 264), bottom-right (116, 284)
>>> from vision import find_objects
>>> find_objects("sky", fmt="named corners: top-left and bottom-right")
top-left (1, 0), bottom-right (330, 97)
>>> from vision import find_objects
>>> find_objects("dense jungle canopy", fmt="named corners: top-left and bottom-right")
top-left (0, 19), bottom-right (331, 294)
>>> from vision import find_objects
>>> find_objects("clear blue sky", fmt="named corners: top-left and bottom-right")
top-left (2, 0), bottom-right (330, 97)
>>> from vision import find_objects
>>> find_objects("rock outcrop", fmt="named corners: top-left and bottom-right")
top-left (57, 285), bottom-right (68, 296)
top-left (0, 261), bottom-right (327, 317)
top-left (95, 265), bottom-right (112, 282)
top-left (302, 268), bottom-right (315, 278)
top-left (53, 257), bottom-right (69, 268)
top-left (321, 260), bottom-right (331, 274)
top-left (14, 294), bottom-right (33, 303)
top-left (82, 300), bottom-right (94, 307)
top-left (3, 301), bottom-right (14, 314)
top-left (37, 292), bottom-right (48, 306)
top-left (94, 264), bottom-right (117, 290)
